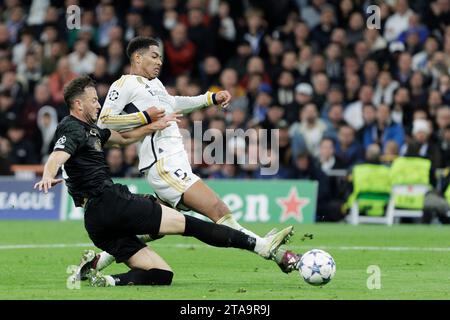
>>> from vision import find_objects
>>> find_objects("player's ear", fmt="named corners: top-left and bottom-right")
top-left (73, 99), bottom-right (82, 111)
top-left (134, 52), bottom-right (141, 65)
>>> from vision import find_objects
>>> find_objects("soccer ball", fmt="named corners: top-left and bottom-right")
top-left (299, 249), bottom-right (336, 286)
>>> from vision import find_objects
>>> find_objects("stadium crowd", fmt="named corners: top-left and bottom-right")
top-left (0, 0), bottom-right (450, 221)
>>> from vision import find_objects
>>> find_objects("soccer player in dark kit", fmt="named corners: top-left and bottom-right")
top-left (34, 76), bottom-right (295, 287)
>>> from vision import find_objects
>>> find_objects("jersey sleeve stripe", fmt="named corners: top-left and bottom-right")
top-left (207, 92), bottom-right (213, 106)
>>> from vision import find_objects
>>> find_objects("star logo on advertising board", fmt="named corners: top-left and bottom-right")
top-left (276, 187), bottom-right (310, 223)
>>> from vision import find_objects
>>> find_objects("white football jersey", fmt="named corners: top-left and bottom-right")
top-left (98, 74), bottom-right (216, 171)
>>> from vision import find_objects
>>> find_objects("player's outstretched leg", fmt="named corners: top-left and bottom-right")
top-left (182, 180), bottom-right (269, 240)
top-left (85, 204), bottom-right (294, 287)
top-left (156, 205), bottom-right (294, 259)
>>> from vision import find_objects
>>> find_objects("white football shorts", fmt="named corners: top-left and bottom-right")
top-left (144, 151), bottom-right (200, 210)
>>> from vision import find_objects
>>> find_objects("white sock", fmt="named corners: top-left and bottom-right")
top-left (217, 214), bottom-right (265, 254)
top-left (104, 275), bottom-right (116, 286)
top-left (217, 214), bottom-right (262, 240)
top-left (254, 237), bottom-right (268, 255)
top-left (96, 251), bottom-right (115, 271)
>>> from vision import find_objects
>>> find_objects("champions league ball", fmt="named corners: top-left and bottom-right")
top-left (299, 249), bottom-right (336, 286)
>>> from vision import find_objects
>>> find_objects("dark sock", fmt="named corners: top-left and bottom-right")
top-left (183, 214), bottom-right (256, 251)
top-left (112, 268), bottom-right (173, 286)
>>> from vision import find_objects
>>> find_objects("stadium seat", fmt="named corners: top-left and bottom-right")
top-left (384, 157), bottom-right (432, 225)
top-left (346, 164), bottom-right (391, 225)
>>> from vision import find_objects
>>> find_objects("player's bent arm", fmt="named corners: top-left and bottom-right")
top-left (105, 113), bottom-right (181, 146)
top-left (34, 151), bottom-right (70, 193)
top-left (98, 107), bottom-right (151, 131)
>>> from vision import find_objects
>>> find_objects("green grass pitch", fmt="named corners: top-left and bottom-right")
top-left (0, 221), bottom-right (449, 300)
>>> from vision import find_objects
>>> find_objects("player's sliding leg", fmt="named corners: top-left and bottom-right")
top-left (182, 180), bottom-right (268, 241)
top-left (76, 180), bottom-right (294, 278)
top-left (157, 205), bottom-right (293, 259)
top-left (86, 205), bottom-right (294, 287)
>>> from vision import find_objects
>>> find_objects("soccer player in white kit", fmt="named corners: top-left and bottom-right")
top-left (74, 37), bottom-right (300, 277)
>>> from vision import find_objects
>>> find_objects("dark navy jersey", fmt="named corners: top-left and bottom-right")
top-left (53, 115), bottom-right (112, 207)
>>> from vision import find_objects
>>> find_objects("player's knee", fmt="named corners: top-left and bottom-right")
top-left (146, 268), bottom-right (173, 285)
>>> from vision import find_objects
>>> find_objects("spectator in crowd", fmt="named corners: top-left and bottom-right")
top-left (0, 70), bottom-right (26, 110)
top-left (12, 28), bottom-right (38, 67)
top-left (240, 56), bottom-right (271, 90)
top-left (199, 56), bottom-right (221, 92)
top-left (241, 7), bottom-right (267, 56)
top-left (391, 86), bottom-right (413, 128)
top-left (324, 42), bottom-right (343, 84)
top-left (434, 106), bottom-right (450, 145)
top-left (36, 106), bottom-right (58, 162)
top-left (106, 147), bottom-right (128, 178)
top-left (408, 71), bottom-right (428, 109)
top-left (106, 40), bottom-right (126, 79)
top-left (321, 85), bottom-right (344, 117)
top-left (225, 40), bottom-right (252, 79)
top-left (0, 136), bottom-right (12, 175)
top-left (275, 70), bottom-right (295, 107)
top-left (311, 5), bottom-right (335, 50)
top-left (362, 103), bottom-right (405, 152)
top-left (427, 90), bottom-right (444, 118)
top-left (68, 39), bottom-right (98, 75)
top-left (0, 90), bottom-right (18, 137)
top-left (48, 56), bottom-right (78, 106)
top-left (290, 103), bottom-right (327, 158)
top-left (20, 83), bottom-right (54, 141)
top-left (265, 38), bottom-right (284, 80)
top-left (381, 140), bottom-right (400, 165)
top-left (356, 104), bottom-right (377, 144)
top-left (439, 124), bottom-right (450, 167)
top-left (284, 82), bottom-right (313, 125)
top-left (344, 72), bottom-right (361, 104)
top-left (346, 12), bottom-right (365, 46)
top-left (384, 0), bottom-right (414, 43)
top-left (210, 0), bottom-right (237, 64)
top-left (187, 8), bottom-right (212, 60)
top-left (311, 73), bottom-right (329, 111)
top-left (335, 124), bottom-right (363, 169)
top-left (164, 23), bottom-right (197, 78)
top-left (5, 124), bottom-right (39, 165)
top-left (250, 83), bottom-right (273, 124)
top-left (290, 150), bottom-right (343, 221)
top-left (344, 85), bottom-right (374, 131)
top-left (317, 137), bottom-right (345, 175)
top-left (373, 70), bottom-right (400, 106)
top-left (400, 118), bottom-right (443, 168)
top-left (97, 4), bottom-right (119, 49)
top-left (361, 59), bottom-right (379, 87)
top-left (300, 0), bottom-right (324, 29)
top-left (324, 103), bottom-right (345, 141)
top-left (412, 36), bottom-right (439, 72)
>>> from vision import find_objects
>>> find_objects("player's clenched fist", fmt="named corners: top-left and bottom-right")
top-left (215, 90), bottom-right (231, 108)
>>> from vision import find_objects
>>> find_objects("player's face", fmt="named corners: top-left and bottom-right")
top-left (80, 87), bottom-right (101, 125)
top-left (141, 45), bottom-right (163, 79)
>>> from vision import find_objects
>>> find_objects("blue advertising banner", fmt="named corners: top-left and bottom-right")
top-left (0, 178), bottom-right (63, 220)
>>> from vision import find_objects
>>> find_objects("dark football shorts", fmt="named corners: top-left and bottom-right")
top-left (84, 183), bottom-right (162, 263)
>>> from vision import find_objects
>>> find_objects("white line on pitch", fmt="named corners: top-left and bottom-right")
top-left (1, 243), bottom-right (450, 252)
